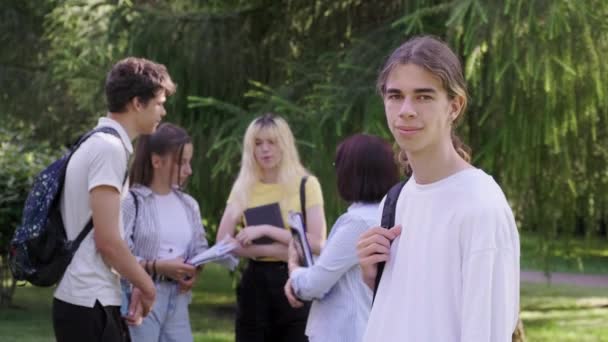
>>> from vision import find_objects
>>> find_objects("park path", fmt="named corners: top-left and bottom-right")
top-left (521, 270), bottom-right (608, 288)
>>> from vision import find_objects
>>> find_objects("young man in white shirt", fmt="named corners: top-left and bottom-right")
top-left (357, 36), bottom-right (520, 341)
top-left (52, 57), bottom-right (176, 342)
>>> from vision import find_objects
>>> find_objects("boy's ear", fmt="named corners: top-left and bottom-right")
top-left (449, 95), bottom-right (465, 121)
top-left (130, 96), bottom-right (149, 112)
top-left (132, 96), bottom-right (144, 111)
top-left (123, 97), bottom-right (141, 113)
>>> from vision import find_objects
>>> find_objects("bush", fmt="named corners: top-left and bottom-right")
top-left (0, 127), bottom-right (58, 306)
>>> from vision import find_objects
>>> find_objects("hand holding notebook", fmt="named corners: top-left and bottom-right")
top-left (242, 202), bottom-right (285, 244)
top-left (186, 235), bottom-right (239, 270)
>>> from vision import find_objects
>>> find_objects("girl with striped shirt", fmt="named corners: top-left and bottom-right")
top-left (121, 123), bottom-right (208, 342)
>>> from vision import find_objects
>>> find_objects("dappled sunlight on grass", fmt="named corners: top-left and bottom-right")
top-left (522, 309), bottom-right (608, 342)
top-left (585, 248), bottom-right (608, 257)
top-left (0, 263), bottom-right (237, 342)
top-left (3, 264), bottom-right (608, 341)
top-left (523, 307), bottom-right (608, 320)
top-left (191, 263), bottom-right (236, 341)
top-left (576, 297), bottom-right (608, 307)
top-left (521, 283), bottom-right (608, 341)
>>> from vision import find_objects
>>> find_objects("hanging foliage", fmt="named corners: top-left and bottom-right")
top-left (8, 0), bottom-right (607, 247)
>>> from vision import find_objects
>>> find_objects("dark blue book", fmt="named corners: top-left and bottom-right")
top-left (243, 202), bottom-right (285, 245)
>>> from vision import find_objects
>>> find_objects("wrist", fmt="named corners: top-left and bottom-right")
top-left (288, 263), bottom-right (299, 275)
top-left (259, 225), bottom-right (270, 237)
top-left (142, 281), bottom-right (156, 297)
top-left (152, 259), bottom-right (158, 279)
top-left (363, 274), bottom-right (376, 290)
top-left (155, 260), bottom-right (164, 276)
top-left (133, 273), bottom-right (155, 296)
top-left (234, 245), bottom-right (251, 258)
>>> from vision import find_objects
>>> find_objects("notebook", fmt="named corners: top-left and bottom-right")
top-left (243, 202), bottom-right (285, 244)
top-left (288, 211), bottom-right (314, 267)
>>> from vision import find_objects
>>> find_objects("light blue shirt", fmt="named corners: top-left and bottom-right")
top-left (290, 202), bottom-right (379, 342)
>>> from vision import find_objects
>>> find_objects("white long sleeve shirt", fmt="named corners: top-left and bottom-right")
top-left (363, 168), bottom-right (520, 342)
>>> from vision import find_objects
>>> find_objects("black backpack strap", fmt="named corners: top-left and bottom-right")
top-left (71, 170), bottom-right (129, 252)
top-left (71, 126), bottom-right (122, 150)
top-left (69, 126), bottom-right (130, 252)
top-left (300, 176), bottom-right (309, 232)
top-left (372, 180), bottom-right (406, 304)
top-left (72, 220), bottom-right (94, 252)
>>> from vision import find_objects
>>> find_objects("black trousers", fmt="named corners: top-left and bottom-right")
top-left (52, 298), bottom-right (131, 342)
top-left (235, 260), bottom-right (310, 342)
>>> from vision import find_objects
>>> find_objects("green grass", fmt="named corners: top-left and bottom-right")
top-left (190, 263), bottom-right (235, 342)
top-left (0, 263), bottom-right (235, 342)
top-left (0, 285), bottom-right (54, 342)
top-left (521, 283), bottom-right (608, 341)
top-left (1, 262), bottom-right (608, 341)
top-left (521, 231), bottom-right (608, 275)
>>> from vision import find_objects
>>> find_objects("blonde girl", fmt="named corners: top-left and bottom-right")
top-left (217, 113), bottom-right (327, 342)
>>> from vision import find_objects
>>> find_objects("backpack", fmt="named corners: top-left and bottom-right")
top-left (8, 127), bottom-right (127, 287)
top-left (372, 180), bottom-right (406, 303)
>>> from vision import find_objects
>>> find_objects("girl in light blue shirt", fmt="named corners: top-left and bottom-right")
top-left (284, 134), bottom-right (399, 342)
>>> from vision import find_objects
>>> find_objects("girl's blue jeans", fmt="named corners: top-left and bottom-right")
top-left (128, 280), bottom-right (193, 342)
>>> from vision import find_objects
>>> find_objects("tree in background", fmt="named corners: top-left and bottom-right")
top-left (0, 125), bottom-right (57, 307)
top-left (0, 0), bottom-right (94, 143)
top-left (39, 0), bottom-right (413, 233)
top-left (5, 2), bottom-right (607, 337)
top-left (2, 0), bottom-right (607, 267)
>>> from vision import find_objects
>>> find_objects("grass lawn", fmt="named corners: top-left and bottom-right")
top-left (1, 254), bottom-right (607, 341)
top-left (521, 283), bottom-right (608, 341)
top-left (0, 263), bottom-right (236, 342)
top-left (520, 231), bottom-right (608, 275)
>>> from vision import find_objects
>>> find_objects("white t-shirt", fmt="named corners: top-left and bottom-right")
top-left (54, 117), bottom-right (133, 307)
top-left (363, 168), bottom-right (520, 342)
top-left (154, 191), bottom-right (192, 260)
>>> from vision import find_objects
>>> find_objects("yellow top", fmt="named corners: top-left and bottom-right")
top-left (228, 176), bottom-right (324, 261)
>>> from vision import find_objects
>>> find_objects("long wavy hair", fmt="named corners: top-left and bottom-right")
top-left (229, 113), bottom-right (308, 211)
top-left (377, 35), bottom-right (471, 174)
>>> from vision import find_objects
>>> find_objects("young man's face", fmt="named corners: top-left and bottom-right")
top-left (135, 91), bottom-right (167, 134)
top-left (383, 63), bottom-right (461, 157)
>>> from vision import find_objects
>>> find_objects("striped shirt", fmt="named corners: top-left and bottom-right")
top-left (122, 185), bottom-right (208, 263)
top-left (290, 202), bottom-right (379, 342)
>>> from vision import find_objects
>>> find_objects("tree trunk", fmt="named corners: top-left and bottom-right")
top-left (0, 254), bottom-right (17, 308)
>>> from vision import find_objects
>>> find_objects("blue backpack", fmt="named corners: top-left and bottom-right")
top-left (8, 127), bottom-right (126, 287)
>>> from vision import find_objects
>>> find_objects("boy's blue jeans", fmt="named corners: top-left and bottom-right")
top-left (128, 280), bottom-right (193, 342)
